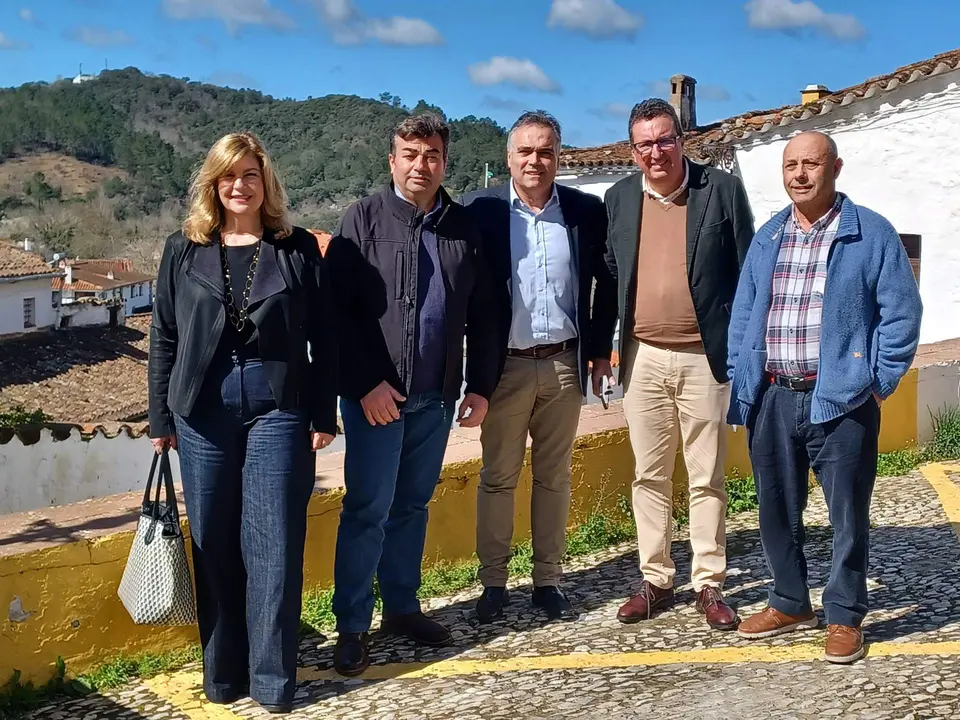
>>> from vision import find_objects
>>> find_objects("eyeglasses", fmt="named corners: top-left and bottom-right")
top-left (631, 136), bottom-right (679, 156)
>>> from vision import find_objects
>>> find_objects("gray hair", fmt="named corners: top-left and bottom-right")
top-left (393, 112), bottom-right (450, 158)
top-left (627, 98), bottom-right (682, 142)
top-left (508, 110), bottom-right (562, 150)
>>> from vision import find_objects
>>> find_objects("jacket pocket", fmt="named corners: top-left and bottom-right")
top-left (395, 249), bottom-right (405, 300)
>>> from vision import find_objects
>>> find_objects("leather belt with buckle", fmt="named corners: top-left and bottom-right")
top-left (507, 339), bottom-right (578, 360)
top-left (768, 373), bottom-right (817, 391)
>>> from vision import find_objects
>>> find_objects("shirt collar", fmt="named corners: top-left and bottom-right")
top-left (393, 184), bottom-right (443, 218)
top-left (642, 160), bottom-right (689, 205)
top-left (792, 193), bottom-right (842, 233)
top-left (509, 180), bottom-right (559, 212)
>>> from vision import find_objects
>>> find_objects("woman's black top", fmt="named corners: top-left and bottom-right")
top-left (221, 243), bottom-right (260, 354)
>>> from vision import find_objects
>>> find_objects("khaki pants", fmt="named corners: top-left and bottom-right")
top-left (477, 349), bottom-right (582, 587)
top-left (622, 338), bottom-right (730, 591)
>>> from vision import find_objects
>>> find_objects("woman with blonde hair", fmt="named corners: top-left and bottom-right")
top-left (148, 132), bottom-right (337, 714)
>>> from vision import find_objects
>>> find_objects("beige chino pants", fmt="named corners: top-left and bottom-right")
top-left (621, 338), bottom-right (730, 591)
top-left (477, 349), bottom-right (582, 588)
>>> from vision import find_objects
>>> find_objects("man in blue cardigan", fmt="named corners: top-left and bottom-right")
top-left (727, 131), bottom-right (922, 664)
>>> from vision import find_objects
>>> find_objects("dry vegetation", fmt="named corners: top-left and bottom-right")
top-left (0, 153), bottom-right (126, 198)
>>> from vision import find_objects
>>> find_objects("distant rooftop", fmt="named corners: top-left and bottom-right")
top-left (0, 242), bottom-right (58, 280)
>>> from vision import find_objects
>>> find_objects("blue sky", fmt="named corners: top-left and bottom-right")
top-left (1, 0), bottom-right (958, 147)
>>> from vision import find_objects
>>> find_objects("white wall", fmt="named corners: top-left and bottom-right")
top-left (0, 431), bottom-right (182, 515)
top-left (556, 173), bottom-right (632, 201)
top-left (734, 74), bottom-right (960, 345)
top-left (59, 302), bottom-right (111, 328)
top-left (0, 278), bottom-right (56, 336)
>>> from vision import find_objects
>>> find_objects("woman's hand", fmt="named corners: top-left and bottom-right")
top-left (311, 432), bottom-right (335, 451)
top-left (151, 436), bottom-right (177, 454)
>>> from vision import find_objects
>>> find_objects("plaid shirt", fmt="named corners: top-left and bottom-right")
top-left (764, 196), bottom-right (843, 377)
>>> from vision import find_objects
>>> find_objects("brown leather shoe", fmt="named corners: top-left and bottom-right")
top-left (616, 581), bottom-right (674, 624)
top-left (695, 586), bottom-right (739, 630)
top-left (824, 624), bottom-right (864, 664)
top-left (737, 607), bottom-right (819, 639)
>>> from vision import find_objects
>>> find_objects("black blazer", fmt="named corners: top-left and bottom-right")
top-left (598, 161), bottom-right (755, 383)
top-left (460, 182), bottom-right (616, 396)
top-left (148, 227), bottom-right (338, 437)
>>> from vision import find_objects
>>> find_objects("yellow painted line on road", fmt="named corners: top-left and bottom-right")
top-left (144, 670), bottom-right (242, 720)
top-left (919, 463), bottom-right (960, 541)
top-left (296, 640), bottom-right (960, 682)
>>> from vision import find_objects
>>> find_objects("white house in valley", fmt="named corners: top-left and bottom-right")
top-left (0, 243), bottom-right (59, 337)
top-left (53, 258), bottom-right (155, 318)
top-left (558, 47), bottom-right (960, 346)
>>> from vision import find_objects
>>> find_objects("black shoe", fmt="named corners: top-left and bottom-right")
top-left (532, 586), bottom-right (577, 621)
top-left (476, 587), bottom-right (510, 623)
top-left (380, 611), bottom-right (452, 647)
top-left (333, 632), bottom-right (370, 677)
top-left (258, 702), bottom-right (293, 714)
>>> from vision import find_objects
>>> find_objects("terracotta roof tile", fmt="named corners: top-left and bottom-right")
top-left (561, 47), bottom-right (960, 170)
top-left (57, 259), bottom-right (155, 291)
top-left (0, 321), bottom-right (150, 424)
top-left (0, 243), bottom-right (58, 280)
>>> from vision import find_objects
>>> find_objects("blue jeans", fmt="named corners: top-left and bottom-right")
top-left (174, 355), bottom-right (313, 706)
top-left (333, 392), bottom-right (454, 633)
top-left (747, 383), bottom-right (880, 627)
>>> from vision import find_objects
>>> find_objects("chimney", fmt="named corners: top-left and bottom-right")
top-left (107, 270), bottom-right (115, 280)
top-left (65, 265), bottom-right (73, 285)
top-left (23, 238), bottom-right (33, 253)
top-left (669, 74), bottom-right (697, 132)
top-left (801, 84), bottom-right (831, 105)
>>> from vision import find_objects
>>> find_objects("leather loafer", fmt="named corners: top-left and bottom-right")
top-left (696, 586), bottom-right (740, 631)
top-left (617, 581), bottom-right (674, 624)
top-left (476, 587), bottom-right (510, 623)
top-left (333, 632), bottom-right (370, 677)
top-left (380, 612), bottom-right (452, 647)
top-left (259, 702), bottom-right (293, 715)
top-left (532, 586), bottom-right (577, 621)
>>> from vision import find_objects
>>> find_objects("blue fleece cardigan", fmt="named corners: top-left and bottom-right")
top-left (726, 193), bottom-right (923, 426)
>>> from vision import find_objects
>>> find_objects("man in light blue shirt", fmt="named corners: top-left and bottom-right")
top-left (462, 111), bottom-right (616, 623)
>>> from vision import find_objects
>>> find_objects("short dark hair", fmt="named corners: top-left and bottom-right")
top-left (393, 112), bottom-right (450, 158)
top-left (508, 110), bottom-right (562, 149)
top-left (627, 99), bottom-right (682, 143)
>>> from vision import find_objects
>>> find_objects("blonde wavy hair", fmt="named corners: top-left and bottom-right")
top-left (182, 132), bottom-right (292, 244)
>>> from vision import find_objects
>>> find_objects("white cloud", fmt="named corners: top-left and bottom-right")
top-left (644, 80), bottom-right (671, 97)
top-left (311, 0), bottom-right (444, 46)
top-left (547, 0), bottom-right (643, 39)
top-left (482, 95), bottom-right (527, 112)
top-left (700, 84), bottom-right (732, 102)
top-left (364, 17), bottom-right (443, 46)
top-left (0, 31), bottom-right (28, 50)
top-left (161, 0), bottom-right (295, 33)
top-left (588, 102), bottom-right (632, 119)
top-left (745, 0), bottom-right (865, 40)
top-left (19, 8), bottom-right (38, 25)
top-left (468, 57), bottom-right (561, 93)
top-left (65, 26), bottom-right (134, 47)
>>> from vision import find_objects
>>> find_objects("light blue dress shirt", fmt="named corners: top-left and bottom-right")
top-left (508, 182), bottom-right (578, 350)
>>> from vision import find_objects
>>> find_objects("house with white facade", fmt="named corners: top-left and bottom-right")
top-left (53, 258), bottom-right (155, 317)
top-left (0, 242), bottom-right (59, 338)
top-left (558, 47), bottom-right (960, 346)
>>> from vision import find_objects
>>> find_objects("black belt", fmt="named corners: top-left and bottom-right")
top-left (768, 373), bottom-right (817, 391)
top-left (507, 339), bottom-right (577, 360)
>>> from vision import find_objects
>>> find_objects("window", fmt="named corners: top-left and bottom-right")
top-left (23, 298), bottom-right (36, 329)
top-left (899, 234), bottom-right (921, 282)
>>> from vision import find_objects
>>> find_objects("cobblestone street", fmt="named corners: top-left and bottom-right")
top-left (29, 463), bottom-right (960, 720)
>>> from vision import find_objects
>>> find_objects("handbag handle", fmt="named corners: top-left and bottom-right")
top-left (142, 448), bottom-right (182, 542)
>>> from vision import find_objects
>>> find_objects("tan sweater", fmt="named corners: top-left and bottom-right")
top-left (632, 191), bottom-right (701, 346)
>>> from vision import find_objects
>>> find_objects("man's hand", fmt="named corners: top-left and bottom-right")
top-left (360, 381), bottom-right (406, 426)
top-left (311, 432), bottom-right (335, 451)
top-left (151, 435), bottom-right (177, 454)
top-left (457, 393), bottom-right (489, 428)
top-left (591, 358), bottom-right (615, 406)
top-left (873, 391), bottom-right (884, 409)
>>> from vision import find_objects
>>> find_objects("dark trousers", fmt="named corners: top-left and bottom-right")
top-left (747, 383), bottom-right (880, 628)
top-left (333, 391), bottom-right (454, 633)
top-left (174, 355), bottom-right (313, 706)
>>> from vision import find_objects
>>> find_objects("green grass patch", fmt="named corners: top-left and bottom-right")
top-left (725, 469), bottom-right (758, 516)
top-left (76, 645), bottom-right (202, 692)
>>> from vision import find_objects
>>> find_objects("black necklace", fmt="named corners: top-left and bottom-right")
top-left (219, 240), bottom-right (262, 332)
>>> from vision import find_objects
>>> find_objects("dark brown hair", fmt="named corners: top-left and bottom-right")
top-left (392, 112), bottom-right (450, 158)
top-left (627, 98), bottom-right (683, 143)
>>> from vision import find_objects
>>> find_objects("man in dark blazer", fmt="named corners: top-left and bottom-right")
top-left (594, 98), bottom-right (754, 631)
top-left (461, 111), bottom-right (616, 623)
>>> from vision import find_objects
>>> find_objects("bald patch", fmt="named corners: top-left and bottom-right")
top-left (786, 131), bottom-right (838, 162)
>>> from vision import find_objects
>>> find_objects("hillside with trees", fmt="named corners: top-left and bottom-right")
top-left (0, 68), bottom-right (510, 271)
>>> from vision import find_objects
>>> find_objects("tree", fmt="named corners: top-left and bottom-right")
top-left (23, 172), bottom-right (61, 211)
